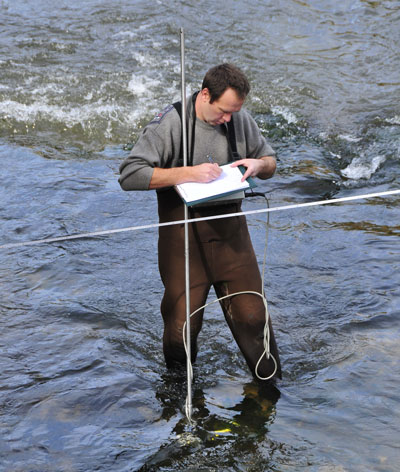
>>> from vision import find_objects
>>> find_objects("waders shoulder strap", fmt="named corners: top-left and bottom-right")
top-left (225, 119), bottom-right (239, 160)
top-left (172, 100), bottom-right (182, 119)
top-left (172, 100), bottom-right (190, 165)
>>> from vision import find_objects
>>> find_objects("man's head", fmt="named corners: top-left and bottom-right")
top-left (202, 63), bottom-right (250, 103)
top-left (196, 63), bottom-right (250, 126)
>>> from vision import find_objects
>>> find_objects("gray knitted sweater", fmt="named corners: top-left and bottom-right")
top-left (119, 93), bottom-right (275, 191)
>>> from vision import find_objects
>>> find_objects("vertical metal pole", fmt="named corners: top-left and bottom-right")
top-left (180, 27), bottom-right (192, 422)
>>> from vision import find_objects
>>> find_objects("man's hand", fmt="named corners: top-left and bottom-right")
top-left (231, 156), bottom-right (276, 181)
top-left (149, 163), bottom-right (222, 189)
top-left (192, 162), bottom-right (222, 182)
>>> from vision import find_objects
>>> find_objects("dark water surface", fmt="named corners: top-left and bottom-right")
top-left (1, 1), bottom-right (400, 471)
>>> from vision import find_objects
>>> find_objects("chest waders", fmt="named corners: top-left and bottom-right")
top-left (157, 86), bottom-right (282, 410)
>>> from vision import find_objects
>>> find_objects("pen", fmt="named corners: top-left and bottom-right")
top-left (207, 155), bottom-right (214, 164)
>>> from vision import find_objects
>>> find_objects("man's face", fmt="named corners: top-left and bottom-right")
top-left (197, 87), bottom-right (245, 126)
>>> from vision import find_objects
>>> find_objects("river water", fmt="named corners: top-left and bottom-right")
top-left (1, 1), bottom-right (399, 471)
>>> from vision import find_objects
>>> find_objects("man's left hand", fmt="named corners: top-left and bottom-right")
top-left (231, 156), bottom-right (276, 181)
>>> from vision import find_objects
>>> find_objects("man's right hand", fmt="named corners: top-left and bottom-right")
top-left (192, 163), bottom-right (222, 183)
top-left (149, 163), bottom-right (222, 189)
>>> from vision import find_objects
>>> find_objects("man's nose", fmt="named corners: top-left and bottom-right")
top-left (223, 113), bottom-right (232, 123)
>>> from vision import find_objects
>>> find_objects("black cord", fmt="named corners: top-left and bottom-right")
top-left (245, 189), bottom-right (270, 199)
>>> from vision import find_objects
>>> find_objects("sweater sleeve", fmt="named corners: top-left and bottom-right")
top-left (118, 106), bottom-right (182, 191)
top-left (119, 128), bottom-right (163, 191)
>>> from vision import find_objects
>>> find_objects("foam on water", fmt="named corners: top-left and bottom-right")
top-left (341, 154), bottom-right (386, 180)
top-left (338, 134), bottom-right (363, 143)
top-left (385, 115), bottom-right (400, 125)
top-left (0, 99), bottom-right (124, 128)
top-left (127, 74), bottom-right (163, 98)
top-left (270, 105), bottom-right (298, 125)
top-left (0, 64), bottom-right (179, 145)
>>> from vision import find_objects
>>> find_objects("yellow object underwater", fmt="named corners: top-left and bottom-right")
top-left (213, 428), bottom-right (231, 435)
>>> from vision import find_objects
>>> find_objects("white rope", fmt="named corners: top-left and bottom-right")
top-left (1, 189), bottom-right (399, 250)
top-left (182, 195), bottom-right (278, 394)
top-left (182, 291), bottom-right (278, 383)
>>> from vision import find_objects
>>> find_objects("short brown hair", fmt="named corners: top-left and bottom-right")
top-left (201, 63), bottom-right (250, 103)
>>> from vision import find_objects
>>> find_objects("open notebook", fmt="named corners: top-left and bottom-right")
top-left (174, 163), bottom-right (256, 207)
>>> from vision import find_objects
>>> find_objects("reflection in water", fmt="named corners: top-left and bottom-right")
top-left (331, 220), bottom-right (400, 237)
top-left (145, 371), bottom-right (281, 471)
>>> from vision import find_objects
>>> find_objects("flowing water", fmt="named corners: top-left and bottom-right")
top-left (1, 1), bottom-right (400, 470)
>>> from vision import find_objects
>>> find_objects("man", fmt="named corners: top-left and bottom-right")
top-left (119, 63), bottom-right (281, 382)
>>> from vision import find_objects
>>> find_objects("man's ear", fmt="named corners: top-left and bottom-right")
top-left (200, 88), bottom-right (211, 102)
